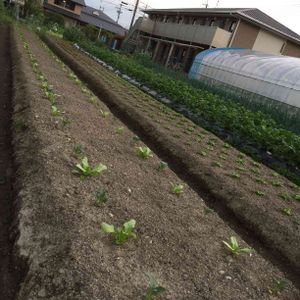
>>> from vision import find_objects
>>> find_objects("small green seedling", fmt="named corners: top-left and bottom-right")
top-left (51, 105), bottom-right (60, 116)
top-left (255, 190), bottom-right (265, 197)
top-left (95, 189), bottom-right (108, 206)
top-left (279, 193), bottom-right (290, 201)
top-left (88, 96), bottom-right (97, 105)
top-left (229, 172), bottom-right (240, 179)
top-left (73, 144), bottom-right (83, 156)
top-left (146, 273), bottom-right (167, 300)
top-left (236, 158), bottom-right (245, 165)
top-left (100, 109), bottom-right (109, 118)
top-left (198, 151), bottom-right (207, 157)
top-left (133, 135), bottom-right (141, 141)
top-left (269, 278), bottom-right (288, 295)
top-left (204, 207), bottom-right (214, 215)
top-left (223, 236), bottom-right (253, 255)
top-left (223, 143), bottom-right (231, 149)
top-left (73, 157), bottom-right (107, 178)
top-left (100, 219), bottom-right (136, 245)
top-left (171, 183), bottom-right (184, 195)
top-left (116, 127), bottom-right (124, 134)
top-left (137, 147), bottom-right (153, 159)
top-left (282, 208), bottom-right (292, 216)
top-left (271, 181), bottom-right (283, 187)
top-left (293, 194), bottom-right (300, 202)
top-left (158, 161), bottom-right (168, 171)
top-left (255, 177), bottom-right (267, 185)
top-left (212, 161), bottom-right (223, 168)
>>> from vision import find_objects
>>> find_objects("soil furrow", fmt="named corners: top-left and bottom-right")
top-left (0, 25), bottom-right (23, 300)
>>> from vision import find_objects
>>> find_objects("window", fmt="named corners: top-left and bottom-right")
top-left (54, 0), bottom-right (75, 10)
top-left (229, 21), bottom-right (237, 32)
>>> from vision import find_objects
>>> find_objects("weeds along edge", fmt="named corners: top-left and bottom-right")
top-left (40, 33), bottom-right (300, 282)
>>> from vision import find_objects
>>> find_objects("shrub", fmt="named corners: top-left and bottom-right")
top-left (43, 11), bottom-right (64, 27)
top-left (63, 26), bottom-right (85, 43)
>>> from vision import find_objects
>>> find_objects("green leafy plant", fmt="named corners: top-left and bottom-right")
top-left (73, 157), bottom-right (107, 178)
top-left (171, 183), bottom-right (184, 195)
top-left (116, 127), bottom-right (124, 134)
top-left (51, 105), bottom-right (60, 116)
top-left (212, 161), bottom-right (223, 168)
top-left (255, 190), bottom-right (265, 197)
top-left (73, 144), bottom-right (83, 156)
top-left (293, 194), bottom-right (300, 202)
top-left (145, 273), bottom-right (167, 300)
top-left (137, 147), bottom-right (153, 159)
top-left (223, 236), bottom-right (253, 255)
top-left (282, 207), bottom-right (292, 216)
top-left (133, 135), bottom-right (141, 141)
top-left (100, 219), bottom-right (136, 245)
top-left (269, 278), bottom-right (288, 295)
top-left (229, 172), bottom-right (240, 179)
top-left (95, 188), bottom-right (108, 206)
top-left (279, 193), bottom-right (290, 201)
top-left (158, 161), bottom-right (168, 171)
top-left (100, 109), bottom-right (110, 118)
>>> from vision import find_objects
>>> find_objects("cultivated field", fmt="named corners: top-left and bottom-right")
top-left (0, 23), bottom-right (300, 299)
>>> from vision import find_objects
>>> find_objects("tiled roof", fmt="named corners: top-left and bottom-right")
top-left (145, 8), bottom-right (300, 44)
top-left (72, 0), bottom-right (85, 6)
top-left (80, 6), bottom-right (126, 36)
top-left (43, 3), bottom-right (126, 37)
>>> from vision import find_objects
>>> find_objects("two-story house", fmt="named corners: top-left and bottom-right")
top-left (126, 8), bottom-right (300, 72)
top-left (43, 0), bottom-right (126, 46)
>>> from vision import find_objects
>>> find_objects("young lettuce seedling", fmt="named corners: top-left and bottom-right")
top-left (146, 273), bottom-right (167, 300)
top-left (158, 161), bottom-right (168, 171)
top-left (100, 109), bottom-right (110, 118)
top-left (100, 219), bottom-right (136, 245)
top-left (51, 105), bottom-right (60, 116)
top-left (73, 144), bottom-right (83, 156)
top-left (171, 183), bottom-right (184, 195)
top-left (223, 236), bottom-right (253, 255)
top-left (73, 157), bottom-right (107, 178)
top-left (95, 189), bottom-right (108, 206)
top-left (116, 127), bottom-right (124, 134)
top-left (137, 147), bottom-right (153, 159)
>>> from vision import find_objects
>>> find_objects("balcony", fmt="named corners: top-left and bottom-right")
top-left (135, 18), bottom-right (232, 48)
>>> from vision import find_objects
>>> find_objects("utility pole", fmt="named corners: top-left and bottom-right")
top-left (116, 1), bottom-right (128, 24)
top-left (203, 0), bottom-right (209, 8)
top-left (129, 0), bottom-right (140, 30)
top-left (143, 4), bottom-right (148, 17)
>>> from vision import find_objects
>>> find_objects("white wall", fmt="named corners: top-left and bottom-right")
top-left (252, 29), bottom-right (285, 54)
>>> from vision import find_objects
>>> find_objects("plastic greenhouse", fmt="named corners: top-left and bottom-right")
top-left (189, 48), bottom-right (300, 130)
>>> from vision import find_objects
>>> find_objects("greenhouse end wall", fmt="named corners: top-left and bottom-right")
top-left (189, 48), bottom-right (300, 132)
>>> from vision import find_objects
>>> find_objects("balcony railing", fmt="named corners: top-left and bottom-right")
top-left (135, 18), bottom-right (232, 48)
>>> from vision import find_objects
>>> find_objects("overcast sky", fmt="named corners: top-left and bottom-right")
top-left (85, 0), bottom-right (300, 35)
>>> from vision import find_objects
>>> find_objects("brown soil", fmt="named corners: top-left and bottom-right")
top-left (42, 34), bottom-right (300, 277)
top-left (11, 26), bottom-right (300, 299)
top-left (0, 25), bottom-right (24, 300)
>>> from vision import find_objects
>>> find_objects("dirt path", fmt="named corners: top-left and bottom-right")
top-left (0, 25), bottom-right (22, 300)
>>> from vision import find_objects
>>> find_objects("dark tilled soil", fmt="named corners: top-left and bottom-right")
top-left (0, 25), bottom-right (22, 300)
top-left (13, 27), bottom-right (300, 299)
top-left (44, 35), bottom-right (300, 277)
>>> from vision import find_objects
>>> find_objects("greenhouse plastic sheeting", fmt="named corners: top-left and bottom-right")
top-left (188, 48), bottom-right (300, 109)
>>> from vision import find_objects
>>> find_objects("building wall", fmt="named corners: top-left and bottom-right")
top-left (253, 29), bottom-right (285, 54)
top-left (283, 41), bottom-right (300, 58)
top-left (47, 0), bottom-right (82, 15)
top-left (230, 20), bottom-right (259, 48)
